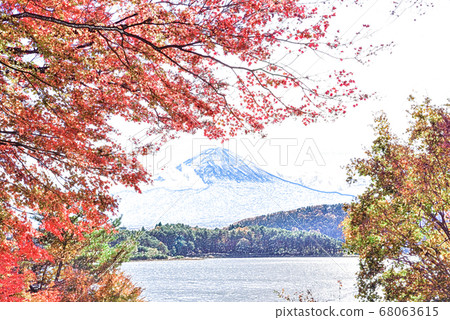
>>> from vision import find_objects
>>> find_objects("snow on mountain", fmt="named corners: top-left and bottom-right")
top-left (182, 148), bottom-right (275, 183)
top-left (116, 148), bottom-right (358, 229)
top-left (152, 164), bottom-right (208, 190)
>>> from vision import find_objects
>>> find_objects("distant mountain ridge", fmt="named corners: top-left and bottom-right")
top-left (230, 203), bottom-right (347, 240)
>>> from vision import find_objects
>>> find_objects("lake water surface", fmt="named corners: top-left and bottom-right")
top-left (121, 256), bottom-right (359, 302)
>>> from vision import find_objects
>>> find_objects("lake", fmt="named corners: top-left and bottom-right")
top-left (121, 256), bottom-right (359, 302)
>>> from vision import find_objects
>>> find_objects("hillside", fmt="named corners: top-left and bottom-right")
top-left (229, 204), bottom-right (347, 240)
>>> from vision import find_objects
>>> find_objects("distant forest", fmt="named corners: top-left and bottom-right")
top-left (230, 204), bottom-right (346, 240)
top-left (113, 204), bottom-right (346, 260)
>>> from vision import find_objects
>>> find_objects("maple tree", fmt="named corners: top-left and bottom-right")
top-left (343, 98), bottom-right (450, 301)
top-left (0, 0), bottom-right (372, 301)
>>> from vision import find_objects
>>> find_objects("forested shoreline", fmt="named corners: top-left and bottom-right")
top-left (112, 223), bottom-right (343, 260)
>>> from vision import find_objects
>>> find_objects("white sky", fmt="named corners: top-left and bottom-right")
top-left (121, 0), bottom-right (450, 190)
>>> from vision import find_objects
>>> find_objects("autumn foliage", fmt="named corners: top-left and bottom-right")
top-left (343, 98), bottom-right (450, 301)
top-left (26, 218), bottom-right (142, 302)
top-left (1, 0), bottom-right (368, 301)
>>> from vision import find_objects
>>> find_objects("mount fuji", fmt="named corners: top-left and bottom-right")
top-left (115, 148), bottom-right (357, 229)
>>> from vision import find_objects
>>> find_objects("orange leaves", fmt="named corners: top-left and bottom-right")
top-left (45, 267), bottom-right (143, 302)
top-left (343, 100), bottom-right (450, 301)
top-left (0, 208), bottom-right (50, 301)
top-left (3, 0), bottom-right (363, 141)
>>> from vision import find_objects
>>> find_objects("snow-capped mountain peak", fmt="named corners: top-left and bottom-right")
top-left (180, 147), bottom-right (274, 184)
top-left (116, 148), bottom-right (362, 228)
